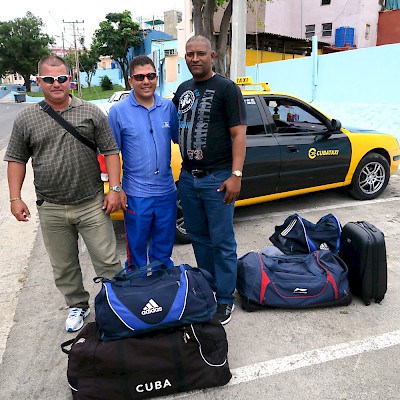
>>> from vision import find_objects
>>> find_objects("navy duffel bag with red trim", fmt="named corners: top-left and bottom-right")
top-left (237, 250), bottom-right (351, 311)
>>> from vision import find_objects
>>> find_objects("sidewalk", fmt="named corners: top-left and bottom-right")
top-left (2, 176), bottom-right (400, 399)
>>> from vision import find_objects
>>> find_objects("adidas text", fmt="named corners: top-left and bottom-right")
top-left (141, 299), bottom-right (163, 315)
top-left (136, 379), bottom-right (172, 393)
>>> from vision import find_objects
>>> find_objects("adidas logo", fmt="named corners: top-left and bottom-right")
top-left (141, 299), bottom-right (163, 315)
top-left (319, 242), bottom-right (330, 250)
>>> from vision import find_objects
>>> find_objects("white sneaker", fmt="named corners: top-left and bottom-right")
top-left (65, 307), bottom-right (90, 332)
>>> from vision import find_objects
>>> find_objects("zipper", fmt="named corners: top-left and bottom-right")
top-left (148, 112), bottom-right (159, 175)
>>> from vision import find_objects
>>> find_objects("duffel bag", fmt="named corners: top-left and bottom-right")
top-left (61, 320), bottom-right (232, 400)
top-left (237, 250), bottom-right (351, 311)
top-left (269, 213), bottom-right (342, 255)
top-left (94, 262), bottom-right (217, 341)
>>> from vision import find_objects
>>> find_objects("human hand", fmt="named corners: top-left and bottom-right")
top-left (11, 199), bottom-right (31, 222)
top-left (120, 188), bottom-right (128, 211)
top-left (102, 191), bottom-right (121, 215)
top-left (217, 175), bottom-right (241, 205)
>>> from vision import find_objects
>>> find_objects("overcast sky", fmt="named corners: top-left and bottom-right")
top-left (1, 0), bottom-right (184, 48)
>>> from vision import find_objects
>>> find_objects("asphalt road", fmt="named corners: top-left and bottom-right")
top-left (0, 103), bottom-right (30, 150)
top-left (1, 103), bottom-right (400, 399)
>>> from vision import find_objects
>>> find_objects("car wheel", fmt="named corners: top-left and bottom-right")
top-left (349, 153), bottom-right (390, 200)
top-left (175, 184), bottom-right (191, 244)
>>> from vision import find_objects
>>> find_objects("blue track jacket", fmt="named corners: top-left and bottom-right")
top-left (108, 91), bottom-right (179, 197)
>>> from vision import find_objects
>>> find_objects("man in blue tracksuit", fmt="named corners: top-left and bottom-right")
top-left (108, 55), bottom-right (179, 268)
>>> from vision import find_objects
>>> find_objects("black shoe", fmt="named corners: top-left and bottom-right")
top-left (216, 303), bottom-right (235, 325)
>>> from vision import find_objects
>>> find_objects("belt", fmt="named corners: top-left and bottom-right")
top-left (184, 167), bottom-right (211, 178)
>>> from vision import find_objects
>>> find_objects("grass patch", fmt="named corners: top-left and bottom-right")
top-left (27, 85), bottom-right (126, 101)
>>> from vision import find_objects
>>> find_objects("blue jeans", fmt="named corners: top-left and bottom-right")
top-left (179, 168), bottom-right (237, 305)
top-left (124, 192), bottom-right (177, 268)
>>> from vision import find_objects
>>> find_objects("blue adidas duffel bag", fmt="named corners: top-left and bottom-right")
top-left (269, 213), bottom-right (342, 255)
top-left (237, 250), bottom-right (351, 311)
top-left (94, 262), bottom-right (217, 341)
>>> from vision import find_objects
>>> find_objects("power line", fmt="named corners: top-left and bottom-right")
top-left (63, 20), bottom-right (84, 98)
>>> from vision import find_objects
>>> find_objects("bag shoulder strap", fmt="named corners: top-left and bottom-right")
top-left (39, 100), bottom-right (97, 152)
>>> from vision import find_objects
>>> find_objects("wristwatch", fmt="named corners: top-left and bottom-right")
top-left (109, 185), bottom-right (121, 192)
top-left (231, 170), bottom-right (243, 177)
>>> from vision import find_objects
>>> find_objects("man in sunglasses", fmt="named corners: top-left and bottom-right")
top-left (108, 55), bottom-right (179, 270)
top-left (4, 55), bottom-right (122, 332)
top-left (172, 36), bottom-right (247, 325)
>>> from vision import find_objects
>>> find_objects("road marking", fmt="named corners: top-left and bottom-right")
top-left (171, 329), bottom-right (400, 398)
top-left (234, 196), bottom-right (400, 223)
top-left (229, 329), bottom-right (400, 384)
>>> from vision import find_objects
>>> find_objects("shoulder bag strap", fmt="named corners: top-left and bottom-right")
top-left (39, 100), bottom-right (97, 152)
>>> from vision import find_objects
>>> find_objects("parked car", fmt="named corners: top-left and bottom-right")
top-left (99, 90), bottom-right (130, 115)
top-left (98, 78), bottom-right (400, 244)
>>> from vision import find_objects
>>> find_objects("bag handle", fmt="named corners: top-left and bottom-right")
top-left (295, 214), bottom-right (317, 253)
top-left (319, 213), bottom-right (342, 253)
top-left (261, 253), bottom-right (313, 273)
top-left (61, 339), bottom-right (75, 355)
top-left (114, 260), bottom-right (167, 280)
top-left (93, 260), bottom-right (168, 284)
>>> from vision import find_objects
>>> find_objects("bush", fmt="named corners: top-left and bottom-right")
top-left (100, 75), bottom-right (113, 91)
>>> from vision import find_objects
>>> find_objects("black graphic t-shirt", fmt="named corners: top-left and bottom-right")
top-left (172, 74), bottom-right (246, 171)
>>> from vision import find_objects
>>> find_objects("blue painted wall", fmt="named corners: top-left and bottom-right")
top-left (245, 43), bottom-right (400, 105)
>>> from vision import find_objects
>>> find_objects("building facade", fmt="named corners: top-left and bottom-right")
top-left (181, 0), bottom-right (385, 52)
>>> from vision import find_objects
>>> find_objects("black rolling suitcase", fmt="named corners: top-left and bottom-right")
top-left (339, 221), bottom-right (387, 305)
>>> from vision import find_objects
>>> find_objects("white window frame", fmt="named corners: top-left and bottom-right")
top-left (305, 24), bottom-right (316, 39)
top-left (365, 24), bottom-right (371, 40)
top-left (322, 23), bottom-right (333, 37)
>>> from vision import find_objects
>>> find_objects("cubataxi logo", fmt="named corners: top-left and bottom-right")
top-left (136, 379), bottom-right (172, 393)
top-left (308, 147), bottom-right (339, 159)
top-left (141, 299), bottom-right (163, 315)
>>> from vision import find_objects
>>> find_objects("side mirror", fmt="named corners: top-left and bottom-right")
top-left (327, 118), bottom-right (342, 132)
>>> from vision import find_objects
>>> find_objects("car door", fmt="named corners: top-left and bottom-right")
top-left (240, 96), bottom-right (280, 200)
top-left (260, 95), bottom-right (351, 193)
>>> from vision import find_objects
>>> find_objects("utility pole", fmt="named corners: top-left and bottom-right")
top-left (230, 0), bottom-right (247, 81)
top-left (63, 20), bottom-right (84, 98)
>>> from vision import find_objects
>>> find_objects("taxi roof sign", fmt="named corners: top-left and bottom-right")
top-left (235, 76), bottom-right (270, 92)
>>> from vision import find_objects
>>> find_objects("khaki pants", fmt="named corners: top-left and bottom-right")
top-left (37, 193), bottom-right (121, 308)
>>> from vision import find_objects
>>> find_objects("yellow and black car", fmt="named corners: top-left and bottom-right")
top-left (99, 77), bottom-right (400, 243)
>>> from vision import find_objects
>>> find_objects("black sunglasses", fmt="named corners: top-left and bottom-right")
top-left (39, 75), bottom-right (69, 84)
top-left (131, 72), bottom-right (157, 82)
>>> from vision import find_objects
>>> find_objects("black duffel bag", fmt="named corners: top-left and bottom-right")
top-left (61, 320), bottom-right (231, 400)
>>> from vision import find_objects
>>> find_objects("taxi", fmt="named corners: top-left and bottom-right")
top-left (99, 77), bottom-right (400, 243)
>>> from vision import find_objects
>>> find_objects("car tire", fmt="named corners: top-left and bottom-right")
top-left (175, 183), bottom-right (191, 244)
top-left (349, 153), bottom-right (390, 200)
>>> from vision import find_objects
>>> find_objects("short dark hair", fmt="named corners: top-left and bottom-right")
top-left (38, 55), bottom-right (68, 75)
top-left (129, 55), bottom-right (156, 76)
top-left (186, 35), bottom-right (212, 51)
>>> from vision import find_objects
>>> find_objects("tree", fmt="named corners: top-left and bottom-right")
top-left (91, 11), bottom-right (142, 90)
top-left (0, 12), bottom-right (54, 91)
top-left (77, 38), bottom-right (100, 93)
top-left (192, 0), bottom-right (269, 76)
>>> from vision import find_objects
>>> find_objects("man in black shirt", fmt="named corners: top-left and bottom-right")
top-left (173, 36), bottom-right (247, 324)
